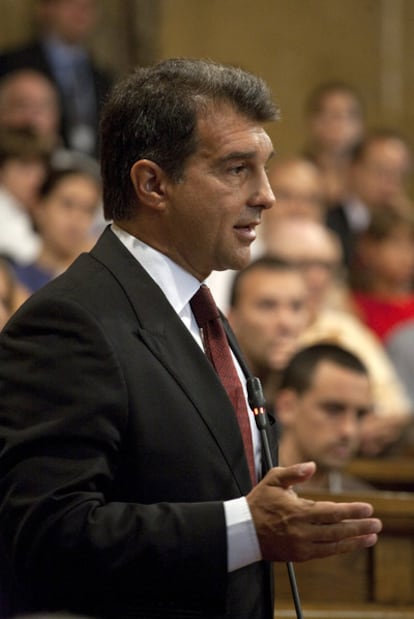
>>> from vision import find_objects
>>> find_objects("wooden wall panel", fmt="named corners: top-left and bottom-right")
top-left (0, 0), bottom-right (412, 197)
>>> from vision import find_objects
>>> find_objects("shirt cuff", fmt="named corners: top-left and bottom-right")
top-left (224, 497), bottom-right (262, 572)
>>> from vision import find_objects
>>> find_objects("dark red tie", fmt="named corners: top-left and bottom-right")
top-left (190, 284), bottom-right (256, 485)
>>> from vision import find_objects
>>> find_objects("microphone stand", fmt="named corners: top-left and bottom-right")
top-left (247, 376), bottom-right (304, 619)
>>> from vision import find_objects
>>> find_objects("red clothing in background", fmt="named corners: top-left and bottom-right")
top-left (352, 292), bottom-right (414, 342)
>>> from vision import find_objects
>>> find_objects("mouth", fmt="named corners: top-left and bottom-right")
top-left (330, 444), bottom-right (352, 460)
top-left (233, 221), bottom-right (259, 242)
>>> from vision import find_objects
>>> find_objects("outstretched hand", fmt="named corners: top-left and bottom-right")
top-left (247, 462), bottom-right (382, 563)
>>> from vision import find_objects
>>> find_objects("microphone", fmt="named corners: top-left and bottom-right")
top-left (247, 376), bottom-right (274, 468)
top-left (247, 376), bottom-right (304, 619)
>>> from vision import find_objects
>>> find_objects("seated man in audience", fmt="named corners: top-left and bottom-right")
top-left (276, 343), bottom-right (374, 493)
top-left (266, 155), bottom-right (326, 223)
top-left (228, 256), bottom-right (309, 405)
top-left (0, 69), bottom-right (61, 151)
top-left (0, 0), bottom-right (113, 156)
top-left (327, 128), bottom-right (414, 267)
top-left (303, 80), bottom-right (365, 207)
top-left (265, 217), bottom-right (413, 456)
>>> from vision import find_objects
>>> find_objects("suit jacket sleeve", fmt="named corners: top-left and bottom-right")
top-left (0, 291), bottom-right (227, 614)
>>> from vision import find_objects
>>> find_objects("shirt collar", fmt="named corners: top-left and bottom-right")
top-left (111, 224), bottom-right (201, 316)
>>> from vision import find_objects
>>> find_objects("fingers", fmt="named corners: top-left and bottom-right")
top-left (301, 531), bottom-right (380, 562)
top-left (264, 462), bottom-right (317, 489)
top-left (248, 467), bottom-right (383, 563)
top-left (306, 500), bottom-right (375, 523)
top-left (307, 516), bottom-right (382, 544)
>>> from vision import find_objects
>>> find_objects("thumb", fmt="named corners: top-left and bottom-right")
top-left (266, 461), bottom-right (316, 489)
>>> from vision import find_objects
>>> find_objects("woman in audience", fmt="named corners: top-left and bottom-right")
top-left (14, 166), bottom-right (101, 293)
top-left (0, 127), bottom-right (50, 265)
top-left (350, 207), bottom-right (414, 406)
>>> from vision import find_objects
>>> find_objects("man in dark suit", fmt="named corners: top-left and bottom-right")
top-left (0, 0), bottom-right (112, 156)
top-left (0, 59), bottom-right (382, 619)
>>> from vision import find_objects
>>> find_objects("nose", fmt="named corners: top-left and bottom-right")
top-left (274, 307), bottom-right (297, 332)
top-left (338, 412), bottom-right (359, 440)
top-left (250, 169), bottom-right (276, 211)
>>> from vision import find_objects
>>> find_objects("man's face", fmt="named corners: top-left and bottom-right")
top-left (309, 91), bottom-right (364, 154)
top-left (352, 138), bottom-right (412, 206)
top-left (228, 268), bottom-right (309, 373)
top-left (278, 360), bottom-right (372, 470)
top-left (163, 105), bottom-right (275, 280)
top-left (41, 0), bottom-right (98, 44)
top-left (0, 74), bottom-right (59, 142)
top-left (266, 160), bottom-right (324, 222)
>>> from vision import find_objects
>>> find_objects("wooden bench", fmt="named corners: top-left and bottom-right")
top-left (345, 458), bottom-right (414, 493)
top-left (274, 602), bottom-right (414, 618)
top-left (273, 490), bottom-right (414, 608)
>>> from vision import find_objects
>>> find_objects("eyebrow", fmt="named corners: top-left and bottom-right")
top-left (219, 149), bottom-right (275, 164)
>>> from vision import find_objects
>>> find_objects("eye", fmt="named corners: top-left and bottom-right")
top-left (229, 164), bottom-right (247, 175)
top-left (321, 402), bottom-right (344, 416)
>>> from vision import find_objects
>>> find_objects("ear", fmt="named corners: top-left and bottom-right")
top-left (275, 389), bottom-right (299, 427)
top-left (130, 159), bottom-right (170, 211)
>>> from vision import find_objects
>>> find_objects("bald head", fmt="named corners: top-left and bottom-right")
top-left (266, 157), bottom-right (325, 225)
top-left (264, 219), bottom-right (342, 312)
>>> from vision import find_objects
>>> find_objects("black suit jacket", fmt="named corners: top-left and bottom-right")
top-left (0, 39), bottom-right (113, 155)
top-left (0, 228), bottom-right (273, 618)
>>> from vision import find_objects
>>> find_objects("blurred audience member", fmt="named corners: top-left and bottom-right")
top-left (351, 208), bottom-right (414, 406)
top-left (265, 218), bottom-right (412, 455)
top-left (0, 127), bottom-right (50, 265)
top-left (0, 69), bottom-right (60, 150)
top-left (266, 156), bottom-right (326, 222)
top-left (277, 343), bottom-right (373, 492)
top-left (327, 129), bottom-right (414, 267)
top-left (14, 166), bottom-right (101, 293)
top-left (228, 257), bottom-right (309, 404)
top-left (304, 81), bottom-right (365, 206)
top-left (0, 0), bottom-right (113, 156)
top-left (263, 216), bottom-right (345, 314)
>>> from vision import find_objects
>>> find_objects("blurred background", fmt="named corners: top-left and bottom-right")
top-left (1, 0), bottom-right (412, 162)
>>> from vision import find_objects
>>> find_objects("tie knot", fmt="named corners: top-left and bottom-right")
top-left (190, 284), bottom-right (220, 327)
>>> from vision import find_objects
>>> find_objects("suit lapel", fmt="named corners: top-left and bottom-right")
top-left (90, 227), bottom-right (252, 494)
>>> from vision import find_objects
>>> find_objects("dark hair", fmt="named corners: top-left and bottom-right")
top-left (362, 207), bottom-right (414, 242)
top-left (100, 58), bottom-right (279, 221)
top-left (305, 80), bottom-right (364, 118)
top-left (279, 343), bottom-right (368, 394)
top-left (229, 255), bottom-right (303, 308)
top-left (38, 165), bottom-right (101, 199)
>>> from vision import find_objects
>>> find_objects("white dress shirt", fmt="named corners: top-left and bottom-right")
top-left (0, 187), bottom-right (41, 265)
top-left (112, 224), bottom-right (262, 571)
